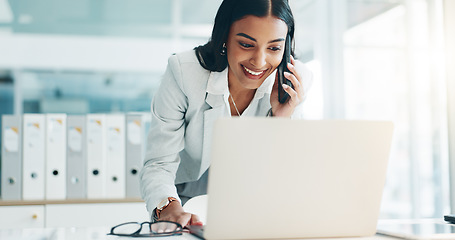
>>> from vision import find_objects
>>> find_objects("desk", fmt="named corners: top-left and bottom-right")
top-left (0, 226), bottom-right (400, 240)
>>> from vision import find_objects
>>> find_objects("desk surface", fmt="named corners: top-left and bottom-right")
top-left (0, 226), bottom-right (400, 240)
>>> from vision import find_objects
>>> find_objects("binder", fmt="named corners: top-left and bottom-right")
top-left (105, 114), bottom-right (126, 199)
top-left (66, 115), bottom-right (87, 199)
top-left (1, 115), bottom-right (22, 200)
top-left (22, 114), bottom-right (46, 200)
top-left (45, 114), bottom-right (67, 200)
top-left (125, 113), bottom-right (151, 198)
top-left (86, 114), bottom-right (107, 199)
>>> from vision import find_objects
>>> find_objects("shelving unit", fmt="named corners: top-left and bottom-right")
top-left (0, 199), bottom-right (150, 229)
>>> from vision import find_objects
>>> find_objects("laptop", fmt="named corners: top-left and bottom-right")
top-left (188, 118), bottom-right (394, 240)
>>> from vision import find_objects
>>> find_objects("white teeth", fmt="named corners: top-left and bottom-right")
top-left (243, 66), bottom-right (263, 76)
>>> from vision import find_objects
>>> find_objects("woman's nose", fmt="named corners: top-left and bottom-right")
top-left (250, 49), bottom-right (267, 68)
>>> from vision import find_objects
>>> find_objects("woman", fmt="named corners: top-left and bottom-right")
top-left (140, 0), bottom-right (313, 227)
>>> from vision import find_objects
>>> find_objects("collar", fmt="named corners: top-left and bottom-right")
top-left (206, 68), bottom-right (229, 96)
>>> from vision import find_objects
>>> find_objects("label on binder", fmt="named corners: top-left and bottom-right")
top-left (127, 120), bottom-right (141, 145)
top-left (68, 127), bottom-right (82, 152)
top-left (4, 127), bottom-right (19, 152)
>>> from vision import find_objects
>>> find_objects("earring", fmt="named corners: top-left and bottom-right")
top-left (220, 43), bottom-right (227, 55)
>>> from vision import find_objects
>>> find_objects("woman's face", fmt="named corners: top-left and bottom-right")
top-left (226, 15), bottom-right (288, 90)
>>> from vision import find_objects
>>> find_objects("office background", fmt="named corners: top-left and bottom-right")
top-left (0, 0), bottom-right (455, 221)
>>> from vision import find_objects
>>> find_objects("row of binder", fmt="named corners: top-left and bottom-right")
top-left (0, 113), bottom-right (151, 201)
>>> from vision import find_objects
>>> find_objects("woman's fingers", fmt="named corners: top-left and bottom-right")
top-left (160, 211), bottom-right (191, 227)
top-left (289, 55), bottom-right (302, 81)
top-left (284, 71), bottom-right (301, 92)
top-left (152, 221), bottom-right (183, 233)
top-left (166, 213), bottom-right (202, 227)
top-left (189, 214), bottom-right (203, 226)
top-left (281, 83), bottom-right (299, 106)
top-left (283, 71), bottom-right (303, 105)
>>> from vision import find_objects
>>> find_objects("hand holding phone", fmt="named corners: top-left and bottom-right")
top-left (277, 34), bottom-right (293, 103)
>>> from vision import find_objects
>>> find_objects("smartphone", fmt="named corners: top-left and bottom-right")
top-left (445, 215), bottom-right (455, 224)
top-left (277, 34), bottom-right (293, 104)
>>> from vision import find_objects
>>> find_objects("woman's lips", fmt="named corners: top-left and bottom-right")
top-left (242, 65), bottom-right (267, 79)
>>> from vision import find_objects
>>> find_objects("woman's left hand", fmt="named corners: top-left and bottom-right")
top-left (270, 55), bottom-right (305, 117)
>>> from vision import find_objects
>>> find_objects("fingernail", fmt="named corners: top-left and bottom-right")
top-left (282, 84), bottom-right (288, 89)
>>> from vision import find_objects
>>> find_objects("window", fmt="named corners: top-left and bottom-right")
top-left (294, 0), bottom-right (450, 218)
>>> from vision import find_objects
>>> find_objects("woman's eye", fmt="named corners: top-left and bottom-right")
top-left (269, 46), bottom-right (282, 51)
top-left (239, 42), bottom-right (254, 48)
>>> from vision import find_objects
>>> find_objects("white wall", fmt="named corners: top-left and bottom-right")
top-left (0, 33), bottom-right (197, 72)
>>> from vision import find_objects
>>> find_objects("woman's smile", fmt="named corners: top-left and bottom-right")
top-left (241, 65), bottom-right (268, 79)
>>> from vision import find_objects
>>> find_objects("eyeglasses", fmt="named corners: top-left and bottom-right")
top-left (108, 221), bottom-right (183, 237)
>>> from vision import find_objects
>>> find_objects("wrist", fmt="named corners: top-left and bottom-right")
top-left (155, 197), bottom-right (179, 219)
top-left (270, 107), bottom-right (293, 118)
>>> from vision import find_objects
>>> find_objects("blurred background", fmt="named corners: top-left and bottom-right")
top-left (1, 0), bottom-right (455, 220)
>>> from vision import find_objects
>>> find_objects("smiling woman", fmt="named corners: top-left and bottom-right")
top-left (140, 0), bottom-right (313, 228)
top-left (225, 15), bottom-right (288, 114)
top-left (227, 16), bottom-right (287, 88)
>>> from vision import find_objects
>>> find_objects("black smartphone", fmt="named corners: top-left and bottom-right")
top-left (277, 34), bottom-right (293, 104)
top-left (444, 214), bottom-right (455, 224)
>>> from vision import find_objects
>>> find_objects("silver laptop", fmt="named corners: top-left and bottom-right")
top-left (194, 118), bottom-right (394, 240)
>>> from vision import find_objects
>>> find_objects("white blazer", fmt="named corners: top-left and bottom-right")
top-left (140, 50), bottom-right (313, 215)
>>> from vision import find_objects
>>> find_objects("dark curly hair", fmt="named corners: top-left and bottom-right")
top-left (194, 0), bottom-right (295, 72)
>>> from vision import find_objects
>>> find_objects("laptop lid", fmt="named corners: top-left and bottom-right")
top-left (204, 118), bottom-right (394, 240)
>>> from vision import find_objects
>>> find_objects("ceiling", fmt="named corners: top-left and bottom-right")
top-left (0, 0), bottom-right (401, 38)
top-left (1, 0), bottom-right (223, 38)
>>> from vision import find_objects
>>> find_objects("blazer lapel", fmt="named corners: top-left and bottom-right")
top-left (200, 70), bottom-right (228, 177)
